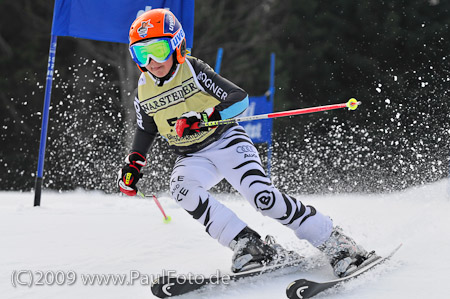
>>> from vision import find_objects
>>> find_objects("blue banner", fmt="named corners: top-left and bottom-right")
top-left (240, 96), bottom-right (273, 144)
top-left (51, 0), bottom-right (194, 48)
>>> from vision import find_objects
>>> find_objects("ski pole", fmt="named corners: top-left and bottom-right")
top-left (137, 191), bottom-right (172, 223)
top-left (200, 98), bottom-right (361, 127)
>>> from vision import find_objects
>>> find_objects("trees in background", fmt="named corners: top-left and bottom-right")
top-left (1, 0), bottom-right (449, 193)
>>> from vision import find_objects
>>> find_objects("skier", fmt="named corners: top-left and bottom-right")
top-left (117, 8), bottom-right (376, 277)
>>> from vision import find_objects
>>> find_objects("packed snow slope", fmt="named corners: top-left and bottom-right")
top-left (1, 180), bottom-right (450, 299)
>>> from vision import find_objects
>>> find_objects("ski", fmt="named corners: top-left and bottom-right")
top-left (151, 257), bottom-right (305, 298)
top-left (286, 244), bottom-right (402, 299)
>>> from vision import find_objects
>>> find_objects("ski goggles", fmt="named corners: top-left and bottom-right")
top-left (129, 38), bottom-right (175, 66)
top-left (129, 28), bottom-right (185, 66)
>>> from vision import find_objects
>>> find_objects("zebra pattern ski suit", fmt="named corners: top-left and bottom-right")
top-left (169, 126), bottom-right (333, 247)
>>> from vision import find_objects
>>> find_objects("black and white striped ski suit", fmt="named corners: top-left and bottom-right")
top-left (170, 126), bottom-right (333, 247)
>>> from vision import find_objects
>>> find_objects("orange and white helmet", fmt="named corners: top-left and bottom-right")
top-left (129, 9), bottom-right (187, 72)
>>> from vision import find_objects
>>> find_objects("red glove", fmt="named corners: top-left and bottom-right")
top-left (117, 152), bottom-right (147, 196)
top-left (175, 108), bottom-right (220, 138)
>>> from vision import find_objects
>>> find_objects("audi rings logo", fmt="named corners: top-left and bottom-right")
top-left (254, 190), bottom-right (275, 211)
top-left (236, 145), bottom-right (255, 153)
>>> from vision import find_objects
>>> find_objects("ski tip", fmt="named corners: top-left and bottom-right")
top-left (286, 278), bottom-right (316, 299)
top-left (285, 243), bottom-right (404, 299)
top-left (390, 243), bottom-right (403, 256)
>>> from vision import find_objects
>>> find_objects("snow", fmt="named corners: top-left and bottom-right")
top-left (1, 180), bottom-right (450, 299)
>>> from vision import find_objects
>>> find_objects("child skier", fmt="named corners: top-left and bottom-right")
top-left (117, 8), bottom-right (376, 277)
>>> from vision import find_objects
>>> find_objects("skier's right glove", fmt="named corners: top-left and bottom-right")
top-left (117, 152), bottom-right (147, 196)
top-left (175, 107), bottom-right (221, 138)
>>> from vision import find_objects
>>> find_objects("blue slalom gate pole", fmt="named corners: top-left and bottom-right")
top-left (34, 35), bottom-right (58, 206)
top-left (215, 47), bottom-right (223, 74)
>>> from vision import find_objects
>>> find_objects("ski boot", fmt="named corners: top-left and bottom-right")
top-left (229, 227), bottom-right (301, 273)
top-left (318, 226), bottom-right (379, 277)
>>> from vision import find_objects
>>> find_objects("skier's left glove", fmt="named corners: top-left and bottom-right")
top-left (117, 152), bottom-right (147, 196)
top-left (175, 107), bottom-right (221, 138)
